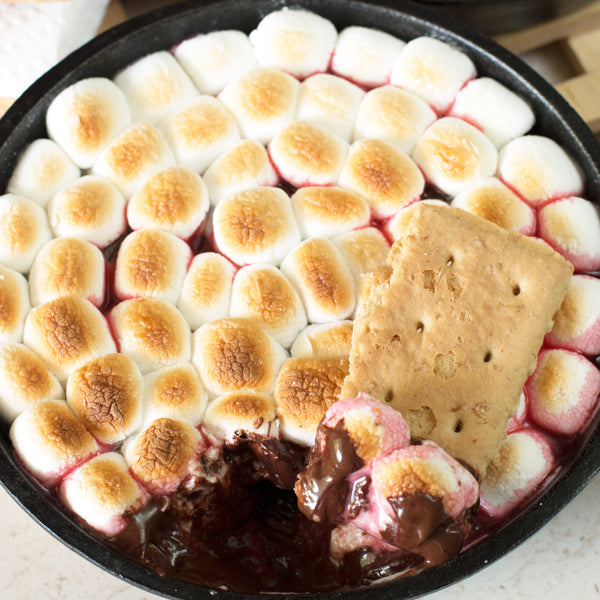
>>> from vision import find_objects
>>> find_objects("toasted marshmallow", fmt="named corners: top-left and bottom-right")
top-left (498, 135), bottom-right (584, 207)
top-left (390, 36), bottom-right (476, 113)
top-left (92, 122), bottom-right (175, 198)
top-left (269, 120), bottom-right (349, 187)
top-left (174, 29), bottom-right (258, 95)
top-left (449, 77), bottom-right (535, 148)
top-left (66, 353), bottom-right (144, 445)
top-left (290, 320), bottom-right (353, 358)
top-left (29, 238), bottom-right (106, 307)
top-left (159, 96), bottom-right (241, 173)
top-left (123, 417), bottom-right (201, 495)
top-left (192, 317), bottom-right (287, 396)
top-left (249, 9), bottom-right (337, 79)
top-left (109, 298), bottom-right (191, 374)
top-left (202, 390), bottom-right (278, 442)
top-left (6, 138), bottom-right (80, 207)
top-left (114, 229), bottom-right (191, 303)
top-left (202, 140), bottom-right (278, 206)
top-left (331, 227), bottom-right (390, 278)
top-left (10, 399), bottom-right (98, 486)
top-left (230, 265), bottom-right (307, 348)
top-left (546, 275), bottom-right (600, 355)
top-left (143, 363), bottom-right (207, 426)
top-left (127, 167), bottom-right (209, 239)
top-left (275, 356), bottom-right (349, 446)
top-left (331, 26), bottom-right (406, 89)
top-left (46, 77), bottom-right (132, 168)
top-left (413, 117), bottom-right (498, 197)
top-left (212, 187), bottom-right (300, 266)
top-left (280, 237), bottom-right (356, 323)
top-left (386, 199), bottom-right (448, 241)
top-left (538, 196), bottom-right (600, 271)
top-left (177, 252), bottom-right (235, 331)
top-left (480, 427), bottom-right (555, 519)
top-left (295, 74), bottom-right (364, 141)
top-left (60, 452), bottom-right (146, 536)
top-left (354, 86), bottom-right (436, 155)
top-left (47, 176), bottom-right (127, 248)
top-left (114, 51), bottom-right (198, 124)
top-left (526, 349), bottom-right (600, 436)
top-left (23, 297), bottom-right (116, 384)
top-left (0, 343), bottom-right (63, 423)
top-left (0, 265), bottom-right (30, 344)
top-left (218, 68), bottom-right (299, 144)
top-left (0, 193), bottom-right (52, 274)
top-left (339, 139), bottom-right (424, 219)
top-left (450, 177), bottom-right (536, 235)
top-left (291, 186), bottom-right (370, 239)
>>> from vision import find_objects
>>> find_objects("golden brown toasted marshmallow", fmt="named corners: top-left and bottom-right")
top-left (109, 297), bottom-right (191, 374)
top-left (23, 296), bottom-right (117, 384)
top-left (274, 356), bottom-right (349, 445)
top-left (0, 265), bottom-right (30, 344)
top-left (66, 353), bottom-right (144, 445)
top-left (331, 227), bottom-right (390, 278)
top-left (28, 238), bottom-right (106, 307)
top-left (127, 166), bottom-right (209, 239)
top-left (0, 343), bottom-right (63, 423)
top-left (289, 320), bottom-right (354, 358)
top-left (192, 317), bottom-right (287, 396)
top-left (338, 139), bottom-right (424, 219)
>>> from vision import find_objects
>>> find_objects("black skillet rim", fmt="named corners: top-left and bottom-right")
top-left (0, 1), bottom-right (599, 599)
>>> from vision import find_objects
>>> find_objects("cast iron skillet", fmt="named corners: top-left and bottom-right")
top-left (0, 1), bottom-right (599, 598)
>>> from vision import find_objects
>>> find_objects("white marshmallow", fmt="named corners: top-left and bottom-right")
top-left (538, 196), bottom-right (600, 271)
top-left (91, 122), bottom-right (176, 199)
top-left (202, 390), bottom-right (279, 442)
top-left (331, 227), bottom-right (390, 278)
top-left (114, 51), bottom-right (198, 124)
top-left (412, 117), bottom-right (498, 197)
top-left (46, 77), bottom-right (132, 168)
top-left (28, 238), bottom-right (106, 307)
top-left (23, 296), bottom-right (117, 384)
top-left (212, 187), bottom-right (300, 267)
top-left (386, 199), bottom-right (448, 241)
top-left (10, 399), bottom-right (98, 486)
top-left (0, 194), bottom-right (52, 274)
top-left (354, 86), bottom-right (436, 155)
top-left (202, 140), bottom-right (278, 206)
top-left (507, 391), bottom-right (528, 433)
top-left (174, 30), bottom-right (257, 95)
top-left (114, 229), bottom-right (191, 303)
top-left (230, 264), bottom-right (307, 348)
top-left (66, 353), bottom-right (144, 445)
top-left (0, 343), bottom-right (63, 423)
top-left (339, 139), bottom-right (425, 219)
top-left (109, 298), bottom-right (191, 374)
top-left (249, 9), bottom-right (337, 79)
top-left (159, 96), bottom-right (241, 173)
top-left (291, 186), bottom-right (370, 239)
top-left (47, 176), bottom-right (127, 248)
top-left (449, 77), bottom-right (535, 148)
top-left (290, 320), bottom-right (353, 358)
top-left (127, 167), bottom-right (209, 239)
top-left (6, 138), bottom-right (80, 207)
top-left (177, 252), bottom-right (235, 331)
top-left (143, 363), bottom-right (207, 427)
top-left (218, 67), bottom-right (299, 144)
top-left (0, 265), bottom-right (30, 344)
top-left (331, 26), bottom-right (406, 89)
top-left (60, 452), bottom-right (146, 536)
top-left (498, 135), bottom-right (584, 207)
top-left (390, 36), bottom-right (476, 113)
top-left (295, 74), bottom-right (364, 142)
top-left (450, 177), bottom-right (536, 235)
top-left (280, 237), bottom-right (356, 323)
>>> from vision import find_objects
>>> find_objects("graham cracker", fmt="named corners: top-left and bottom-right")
top-left (341, 204), bottom-right (573, 476)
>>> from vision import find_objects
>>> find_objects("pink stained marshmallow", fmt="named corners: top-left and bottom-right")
top-left (479, 427), bottom-right (555, 519)
top-left (537, 196), bottom-right (600, 272)
top-left (525, 348), bottom-right (600, 436)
